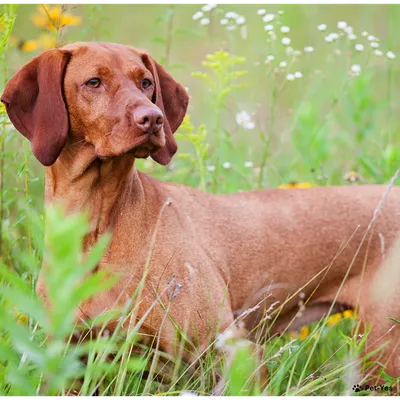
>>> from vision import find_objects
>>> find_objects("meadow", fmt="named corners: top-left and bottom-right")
top-left (0, 3), bottom-right (399, 396)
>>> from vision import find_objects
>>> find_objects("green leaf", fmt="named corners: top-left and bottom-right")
top-left (388, 317), bottom-right (400, 325)
top-left (0, 313), bottom-right (45, 367)
top-left (1, 286), bottom-right (48, 329)
top-left (151, 37), bottom-right (166, 45)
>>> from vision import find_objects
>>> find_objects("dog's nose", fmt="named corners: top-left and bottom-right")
top-left (134, 108), bottom-right (164, 134)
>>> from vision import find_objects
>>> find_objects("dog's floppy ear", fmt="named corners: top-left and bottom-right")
top-left (1, 49), bottom-right (71, 166)
top-left (142, 53), bottom-right (189, 166)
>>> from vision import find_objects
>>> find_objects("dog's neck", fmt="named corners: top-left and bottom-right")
top-left (45, 138), bottom-right (145, 248)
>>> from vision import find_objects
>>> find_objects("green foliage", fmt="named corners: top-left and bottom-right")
top-left (175, 116), bottom-right (209, 190)
top-left (0, 5), bottom-right (17, 55)
top-left (193, 51), bottom-right (247, 192)
top-left (225, 344), bottom-right (258, 396)
top-left (0, 205), bottom-right (111, 395)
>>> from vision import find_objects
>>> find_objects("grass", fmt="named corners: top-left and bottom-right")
top-left (0, 3), bottom-right (400, 396)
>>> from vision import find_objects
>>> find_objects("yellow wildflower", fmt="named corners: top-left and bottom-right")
top-left (289, 326), bottom-right (313, 340)
top-left (343, 309), bottom-right (356, 319)
top-left (20, 33), bottom-right (57, 53)
top-left (289, 331), bottom-right (297, 339)
top-left (59, 14), bottom-right (81, 27)
top-left (20, 39), bottom-right (39, 52)
top-left (37, 33), bottom-right (57, 49)
top-left (32, 4), bottom-right (81, 31)
top-left (278, 181), bottom-right (314, 189)
top-left (14, 311), bottom-right (28, 325)
top-left (344, 171), bottom-right (361, 183)
top-left (327, 313), bottom-right (342, 326)
top-left (298, 326), bottom-right (310, 340)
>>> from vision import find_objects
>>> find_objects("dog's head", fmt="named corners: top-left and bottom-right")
top-left (1, 42), bottom-right (189, 166)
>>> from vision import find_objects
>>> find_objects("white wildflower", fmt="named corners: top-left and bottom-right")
top-left (344, 25), bottom-right (353, 35)
top-left (279, 61), bottom-right (287, 68)
top-left (236, 111), bottom-right (255, 130)
top-left (244, 161), bottom-right (254, 168)
top-left (207, 165), bottom-right (216, 172)
top-left (361, 31), bottom-right (368, 36)
top-left (285, 46), bottom-right (294, 55)
top-left (294, 50), bottom-right (302, 56)
top-left (201, 5), bottom-right (211, 12)
top-left (192, 11), bottom-right (204, 20)
top-left (222, 162), bottom-right (232, 169)
top-left (337, 21), bottom-right (347, 29)
top-left (286, 73), bottom-right (295, 81)
top-left (387, 51), bottom-right (396, 59)
top-left (220, 18), bottom-right (228, 25)
top-left (264, 24), bottom-right (274, 31)
top-left (226, 25), bottom-right (237, 31)
top-left (304, 46), bottom-right (314, 53)
top-left (200, 17), bottom-right (210, 26)
top-left (281, 37), bottom-right (291, 45)
top-left (236, 16), bottom-right (246, 25)
top-left (266, 55), bottom-right (275, 61)
top-left (325, 33), bottom-right (339, 43)
top-left (370, 42), bottom-right (379, 48)
top-left (294, 71), bottom-right (303, 78)
top-left (225, 11), bottom-right (238, 19)
top-left (351, 64), bottom-right (361, 74)
top-left (374, 49), bottom-right (383, 56)
top-left (355, 43), bottom-right (364, 51)
top-left (348, 33), bottom-right (357, 40)
top-left (318, 23), bottom-right (327, 31)
top-left (280, 25), bottom-right (290, 33)
top-left (268, 31), bottom-right (277, 40)
top-left (263, 13), bottom-right (275, 23)
top-left (257, 9), bottom-right (266, 15)
top-left (367, 34), bottom-right (376, 41)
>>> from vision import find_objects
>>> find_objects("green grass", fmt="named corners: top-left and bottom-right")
top-left (0, 4), bottom-right (400, 396)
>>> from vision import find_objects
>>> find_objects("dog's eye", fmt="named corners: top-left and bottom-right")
top-left (85, 78), bottom-right (102, 88)
top-left (141, 79), bottom-right (152, 89)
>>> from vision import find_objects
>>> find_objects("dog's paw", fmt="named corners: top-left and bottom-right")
top-left (352, 384), bottom-right (361, 393)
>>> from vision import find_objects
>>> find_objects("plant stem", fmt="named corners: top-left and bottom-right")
top-left (23, 140), bottom-right (32, 252)
top-left (196, 149), bottom-right (206, 191)
top-left (164, 5), bottom-right (175, 68)
top-left (258, 84), bottom-right (276, 188)
top-left (212, 104), bottom-right (221, 193)
top-left (0, 99), bottom-right (4, 263)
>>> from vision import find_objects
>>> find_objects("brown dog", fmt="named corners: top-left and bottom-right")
top-left (2, 42), bottom-right (400, 387)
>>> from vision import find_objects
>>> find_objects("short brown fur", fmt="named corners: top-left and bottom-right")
top-left (2, 42), bottom-right (400, 385)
